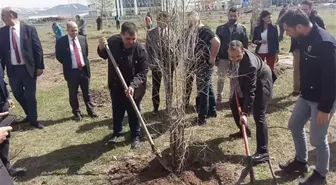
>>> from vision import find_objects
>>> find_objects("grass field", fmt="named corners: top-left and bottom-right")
top-left (7, 8), bottom-right (336, 185)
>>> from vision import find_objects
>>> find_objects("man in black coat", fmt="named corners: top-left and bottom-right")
top-left (97, 22), bottom-right (148, 149)
top-left (0, 63), bottom-right (25, 178)
top-left (56, 21), bottom-right (97, 121)
top-left (289, 0), bottom-right (325, 97)
top-left (0, 7), bottom-right (44, 129)
top-left (279, 9), bottom-right (336, 185)
top-left (227, 40), bottom-right (273, 162)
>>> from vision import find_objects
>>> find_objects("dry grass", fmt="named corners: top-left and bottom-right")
top-left (7, 8), bottom-right (336, 185)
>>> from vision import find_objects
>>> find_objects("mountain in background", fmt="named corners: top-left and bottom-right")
top-left (0, 3), bottom-right (89, 18)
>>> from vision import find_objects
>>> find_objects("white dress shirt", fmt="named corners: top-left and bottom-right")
top-left (9, 22), bottom-right (25, 65)
top-left (258, 29), bottom-right (269, 54)
top-left (68, 35), bottom-right (85, 69)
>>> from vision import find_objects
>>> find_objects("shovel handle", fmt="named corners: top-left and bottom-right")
top-left (234, 87), bottom-right (255, 183)
top-left (104, 45), bottom-right (156, 147)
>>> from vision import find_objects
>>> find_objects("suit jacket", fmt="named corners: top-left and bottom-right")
top-left (252, 24), bottom-right (279, 55)
top-left (55, 35), bottom-right (90, 81)
top-left (145, 26), bottom-right (178, 71)
top-left (237, 49), bottom-right (273, 114)
top-left (0, 22), bottom-right (44, 78)
top-left (0, 64), bottom-right (9, 105)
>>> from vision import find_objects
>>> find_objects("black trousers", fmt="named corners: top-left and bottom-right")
top-left (116, 21), bottom-right (120, 30)
top-left (151, 68), bottom-right (173, 111)
top-left (67, 68), bottom-right (94, 116)
top-left (230, 79), bottom-right (272, 153)
top-left (110, 86), bottom-right (145, 139)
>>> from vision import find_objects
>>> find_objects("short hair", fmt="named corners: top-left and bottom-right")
top-left (229, 7), bottom-right (239, 13)
top-left (121, 22), bottom-right (137, 35)
top-left (228, 40), bottom-right (244, 51)
top-left (301, 0), bottom-right (313, 7)
top-left (66, 21), bottom-right (77, 30)
top-left (157, 11), bottom-right (169, 21)
top-left (279, 9), bottom-right (310, 27)
top-left (283, 4), bottom-right (289, 8)
top-left (187, 11), bottom-right (200, 25)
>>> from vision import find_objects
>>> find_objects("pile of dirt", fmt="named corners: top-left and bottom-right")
top-left (78, 89), bottom-right (111, 107)
top-left (108, 156), bottom-right (237, 185)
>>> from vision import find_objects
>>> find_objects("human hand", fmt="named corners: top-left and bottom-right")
top-left (8, 99), bottom-right (14, 109)
top-left (240, 114), bottom-right (247, 126)
top-left (99, 37), bottom-right (108, 50)
top-left (275, 54), bottom-right (279, 63)
top-left (317, 111), bottom-right (330, 124)
top-left (0, 126), bottom-right (12, 143)
top-left (125, 86), bottom-right (134, 97)
top-left (36, 69), bottom-right (43, 77)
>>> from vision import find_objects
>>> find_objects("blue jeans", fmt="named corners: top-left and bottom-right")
top-left (196, 69), bottom-right (216, 120)
top-left (288, 97), bottom-right (336, 176)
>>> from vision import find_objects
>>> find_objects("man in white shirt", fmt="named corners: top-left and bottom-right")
top-left (0, 7), bottom-right (44, 129)
top-left (55, 21), bottom-right (97, 121)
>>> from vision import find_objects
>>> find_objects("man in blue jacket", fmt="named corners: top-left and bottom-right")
top-left (279, 9), bottom-right (336, 185)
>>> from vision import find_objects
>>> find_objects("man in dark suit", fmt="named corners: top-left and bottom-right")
top-left (56, 21), bottom-right (97, 121)
top-left (146, 11), bottom-right (177, 114)
top-left (0, 7), bottom-right (44, 129)
top-left (227, 40), bottom-right (273, 162)
top-left (0, 63), bottom-right (25, 178)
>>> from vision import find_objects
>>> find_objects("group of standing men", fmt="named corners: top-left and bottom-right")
top-left (0, 2), bottom-right (335, 185)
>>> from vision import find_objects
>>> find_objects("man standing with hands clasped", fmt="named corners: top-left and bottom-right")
top-left (97, 22), bottom-right (148, 149)
top-left (279, 9), bottom-right (336, 185)
top-left (56, 21), bottom-right (97, 121)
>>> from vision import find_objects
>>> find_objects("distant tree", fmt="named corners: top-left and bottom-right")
top-left (89, 0), bottom-right (115, 17)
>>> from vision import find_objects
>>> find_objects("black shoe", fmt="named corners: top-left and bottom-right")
top-left (131, 137), bottom-right (141, 149)
top-left (153, 109), bottom-right (159, 115)
top-left (299, 170), bottom-right (327, 185)
top-left (107, 133), bottom-right (120, 144)
top-left (279, 158), bottom-right (309, 174)
top-left (88, 112), bottom-right (98, 118)
top-left (31, 123), bottom-right (44, 129)
top-left (8, 168), bottom-right (26, 177)
top-left (17, 117), bottom-right (28, 124)
top-left (229, 129), bottom-right (252, 139)
top-left (207, 112), bottom-right (217, 118)
top-left (74, 114), bottom-right (82, 121)
top-left (196, 117), bottom-right (206, 125)
top-left (251, 152), bottom-right (269, 162)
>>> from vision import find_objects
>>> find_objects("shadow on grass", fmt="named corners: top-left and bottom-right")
top-left (11, 116), bottom-right (74, 131)
top-left (267, 95), bottom-right (296, 114)
top-left (12, 135), bottom-right (116, 182)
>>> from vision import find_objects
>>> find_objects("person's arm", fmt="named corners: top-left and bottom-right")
top-left (55, 38), bottom-right (63, 64)
top-left (316, 16), bottom-right (326, 30)
top-left (242, 61), bottom-right (257, 115)
top-left (210, 36), bottom-right (220, 66)
top-left (85, 37), bottom-right (89, 58)
top-left (252, 26), bottom-right (259, 44)
top-left (31, 26), bottom-right (44, 69)
top-left (97, 38), bottom-right (109, 60)
top-left (130, 45), bottom-right (149, 89)
top-left (145, 30), bottom-right (157, 67)
top-left (317, 42), bottom-right (336, 113)
top-left (242, 26), bottom-right (249, 49)
top-left (275, 26), bottom-right (279, 53)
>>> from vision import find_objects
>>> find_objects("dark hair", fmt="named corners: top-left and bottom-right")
top-left (228, 40), bottom-right (244, 51)
top-left (302, 0), bottom-right (313, 7)
top-left (283, 4), bottom-right (288, 8)
top-left (279, 9), bottom-right (310, 27)
top-left (9, 10), bottom-right (18, 18)
top-left (259, 10), bottom-right (271, 29)
top-left (157, 11), bottom-right (169, 21)
top-left (121, 22), bottom-right (138, 35)
top-left (229, 7), bottom-right (239, 13)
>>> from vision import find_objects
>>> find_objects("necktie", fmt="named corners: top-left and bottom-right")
top-left (11, 27), bottom-right (22, 64)
top-left (72, 39), bottom-right (82, 69)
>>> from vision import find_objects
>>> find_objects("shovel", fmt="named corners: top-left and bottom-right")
top-left (234, 88), bottom-right (278, 185)
top-left (104, 44), bottom-right (172, 173)
top-left (234, 88), bottom-right (255, 185)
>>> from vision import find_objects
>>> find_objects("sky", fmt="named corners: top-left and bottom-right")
top-left (0, 0), bottom-right (88, 8)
